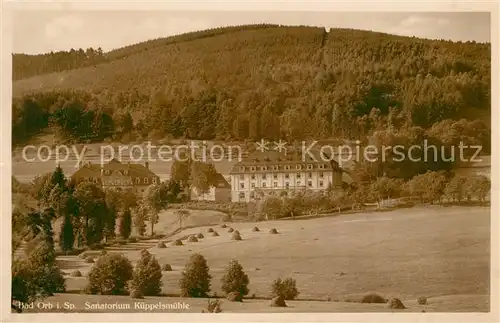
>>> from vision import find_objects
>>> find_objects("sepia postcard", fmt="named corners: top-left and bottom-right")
top-left (1, 1), bottom-right (499, 322)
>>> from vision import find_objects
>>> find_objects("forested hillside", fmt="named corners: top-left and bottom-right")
top-left (12, 25), bottom-right (491, 156)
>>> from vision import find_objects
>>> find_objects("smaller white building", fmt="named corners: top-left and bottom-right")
top-left (190, 173), bottom-right (232, 202)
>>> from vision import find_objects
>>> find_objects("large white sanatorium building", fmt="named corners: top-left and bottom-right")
top-left (229, 151), bottom-right (345, 203)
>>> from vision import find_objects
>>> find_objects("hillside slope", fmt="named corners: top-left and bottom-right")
top-left (12, 25), bottom-right (491, 156)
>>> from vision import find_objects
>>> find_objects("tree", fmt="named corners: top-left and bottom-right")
top-left (130, 250), bottom-right (163, 296)
top-left (271, 277), bottom-right (299, 300)
top-left (408, 171), bottom-right (448, 204)
top-left (73, 182), bottom-right (107, 246)
top-left (179, 253), bottom-right (211, 297)
top-left (12, 234), bottom-right (66, 311)
top-left (221, 259), bottom-right (250, 297)
top-left (444, 175), bottom-right (467, 202)
top-left (119, 208), bottom-right (132, 239)
top-left (59, 214), bottom-right (74, 252)
top-left (142, 184), bottom-right (164, 236)
top-left (258, 196), bottom-right (283, 220)
top-left (190, 161), bottom-right (218, 195)
top-left (175, 208), bottom-right (190, 230)
top-left (86, 254), bottom-right (133, 295)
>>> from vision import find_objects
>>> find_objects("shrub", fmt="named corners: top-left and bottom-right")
top-left (212, 231), bottom-right (219, 237)
top-left (99, 250), bottom-right (107, 257)
top-left (130, 250), bottom-right (163, 296)
top-left (207, 228), bottom-right (214, 233)
top-left (269, 228), bottom-right (278, 234)
top-left (188, 235), bottom-right (199, 242)
top-left (173, 239), bottom-right (183, 246)
top-left (157, 241), bottom-right (167, 248)
top-left (221, 260), bottom-right (249, 297)
top-left (179, 253), bottom-right (211, 297)
top-left (130, 288), bottom-right (144, 299)
top-left (227, 228), bottom-right (234, 233)
top-left (231, 232), bottom-right (242, 241)
top-left (162, 264), bottom-right (173, 271)
top-left (220, 224), bottom-right (227, 228)
top-left (205, 299), bottom-right (222, 313)
top-left (252, 227), bottom-right (260, 232)
top-left (271, 277), bottom-right (299, 300)
top-left (196, 233), bottom-right (204, 239)
top-left (86, 254), bottom-right (133, 295)
top-left (417, 296), bottom-right (428, 305)
top-left (387, 297), bottom-right (405, 309)
top-left (71, 270), bottom-right (82, 277)
top-left (361, 293), bottom-right (386, 303)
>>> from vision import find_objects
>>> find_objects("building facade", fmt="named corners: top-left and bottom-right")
top-left (190, 173), bottom-right (232, 202)
top-left (229, 151), bottom-right (344, 203)
top-left (71, 158), bottom-right (160, 194)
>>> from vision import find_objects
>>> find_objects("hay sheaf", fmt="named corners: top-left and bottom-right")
top-left (70, 270), bottom-right (82, 277)
top-left (207, 228), bottom-right (214, 233)
top-left (269, 228), bottom-right (279, 234)
top-left (188, 235), bottom-right (199, 242)
top-left (220, 224), bottom-right (227, 228)
top-left (162, 264), bottom-right (173, 271)
top-left (157, 241), bottom-right (167, 248)
top-left (212, 231), bottom-right (220, 237)
top-left (269, 296), bottom-right (287, 307)
top-left (417, 296), bottom-right (428, 305)
top-left (231, 232), bottom-right (242, 241)
top-left (387, 298), bottom-right (406, 309)
top-left (227, 228), bottom-right (234, 233)
top-left (172, 239), bottom-right (183, 246)
top-left (252, 227), bottom-right (260, 232)
top-left (196, 233), bottom-right (204, 239)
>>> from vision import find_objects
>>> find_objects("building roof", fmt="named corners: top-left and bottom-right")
top-left (73, 158), bottom-right (159, 179)
top-left (229, 150), bottom-right (342, 174)
top-left (213, 172), bottom-right (231, 189)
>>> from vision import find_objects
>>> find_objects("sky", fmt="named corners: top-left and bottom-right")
top-left (12, 11), bottom-right (491, 54)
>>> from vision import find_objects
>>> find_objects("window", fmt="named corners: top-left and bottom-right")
top-left (250, 192), bottom-right (255, 198)
top-left (297, 173), bottom-right (301, 179)
top-left (263, 173), bottom-right (267, 180)
top-left (262, 166), bottom-right (267, 171)
top-left (144, 177), bottom-right (149, 184)
top-left (105, 170), bottom-right (110, 175)
top-left (308, 172), bottom-right (312, 178)
top-left (114, 179), bottom-right (120, 185)
top-left (123, 170), bottom-right (129, 175)
top-left (240, 166), bottom-right (245, 172)
top-left (93, 177), bottom-right (99, 184)
top-left (273, 182), bottom-right (278, 187)
top-left (135, 177), bottom-right (140, 184)
top-left (251, 166), bottom-right (256, 171)
top-left (152, 177), bottom-right (158, 184)
top-left (296, 164), bottom-right (302, 170)
top-left (273, 165), bottom-right (279, 171)
top-left (251, 174), bottom-right (256, 180)
top-left (285, 174), bottom-right (290, 179)
top-left (240, 183), bottom-right (245, 189)
top-left (297, 180), bottom-right (301, 185)
top-left (319, 164), bottom-right (325, 169)
top-left (307, 164), bottom-right (313, 170)
top-left (273, 174), bottom-right (278, 179)
top-left (319, 172), bottom-right (324, 178)
top-left (239, 192), bottom-right (245, 198)
top-left (285, 165), bottom-right (290, 170)
top-left (262, 182), bottom-right (267, 188)
top-left (285, 182), bottom-right (290, 189)
top-left (239, 174), bottom-right (244, 180)
top-left (308, 180), bottom-right (313, 187)
top-left (251, 183), bottom-right (255, 189)
top-left (319, 180), bottom-right (324, 187)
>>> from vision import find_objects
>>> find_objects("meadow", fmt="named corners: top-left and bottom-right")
top-left (44, 205), bottom-right (490, 313)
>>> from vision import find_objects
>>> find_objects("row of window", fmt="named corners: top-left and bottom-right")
top-left (81, 176), bottom-right (158, 185)
top-left (240, 180), bottom-right (324, 189)
top-left (239, 163), bottom-right (326, 172)
top-left (240, 172), bottom-right (324, 180)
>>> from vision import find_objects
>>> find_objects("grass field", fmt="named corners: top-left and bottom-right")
top-left (46, 205), bottom-right (490, 313)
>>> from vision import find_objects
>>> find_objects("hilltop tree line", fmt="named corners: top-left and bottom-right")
top-left (13, 47), bottom-right (106, 80)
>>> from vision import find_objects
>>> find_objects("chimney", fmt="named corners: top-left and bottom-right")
top-left (145, 161), bottom-right (149, 169)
